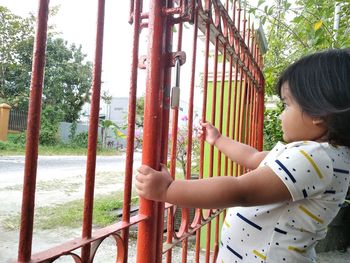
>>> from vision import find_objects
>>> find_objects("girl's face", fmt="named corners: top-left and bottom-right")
top-left (280, 84), bottom-right (327, 143)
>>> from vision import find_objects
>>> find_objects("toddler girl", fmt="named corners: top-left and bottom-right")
top-left (135, 48), bottom-right (350, 262)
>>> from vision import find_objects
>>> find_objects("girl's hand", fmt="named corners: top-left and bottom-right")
top-left (135, 164), bottom-right (173, 202)
top-left (198, 120), bottom-right (221, 145)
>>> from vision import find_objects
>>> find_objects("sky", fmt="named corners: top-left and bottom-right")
top-left (0, 0), bottom-right (264, 106)
top-left (1, 0), bottom-right (139, 98)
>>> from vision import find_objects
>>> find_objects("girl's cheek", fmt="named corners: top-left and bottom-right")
top-left (279, 111), bottom-right (285, 121)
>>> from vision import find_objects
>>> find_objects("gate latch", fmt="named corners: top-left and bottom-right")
top-left (171, 57), bottom-right (181, 109)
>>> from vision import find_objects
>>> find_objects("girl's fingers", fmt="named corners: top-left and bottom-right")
top-left (135, 173), bottom-right (144, 183)
top-left (135, 180), bottom-right (144, 193)
top-left (137, 164), bottom-right (154, 174)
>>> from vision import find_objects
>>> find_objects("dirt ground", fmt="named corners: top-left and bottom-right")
top-left (1, 154), bottom-right (349, 262)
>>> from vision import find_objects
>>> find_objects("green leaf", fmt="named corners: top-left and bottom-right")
top-left (248, 7), bottom-right (257, 14)
top-left (257, 0), bottom-right (265, 7)
top-left (267, 6), bottom-right (274, 16)
top-left (292, 16), bottom-right (302, 23)
top-left (284, 2), bottom-right (292, 11)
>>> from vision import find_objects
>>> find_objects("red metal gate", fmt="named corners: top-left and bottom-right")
top-left (14, 0), bottom-right (264, 262)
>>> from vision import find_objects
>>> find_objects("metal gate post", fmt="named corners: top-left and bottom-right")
top-left (136, 1), bottom-right (167, 262)
top-left (17, 0), bottom-right (49, 261)
top-left (81, 0), bottom-right (106, 261)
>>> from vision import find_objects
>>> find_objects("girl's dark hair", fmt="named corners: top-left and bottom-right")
top-left (276, 48), bottom-right (350, 147)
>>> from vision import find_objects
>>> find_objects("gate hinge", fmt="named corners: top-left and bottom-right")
top-left (163, 0), bottom-right (195, 24)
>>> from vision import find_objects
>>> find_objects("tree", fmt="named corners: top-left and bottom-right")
top-left (44, 38), bottom-right (92, 122)
top-left (243, 0), bottom-right (350, 150)
top-left (247, 0), bottom-right (350, 95)
top-left (0, 6), bottom-right (34, 108)
top-left (0, 6), bottom-right (92, 123)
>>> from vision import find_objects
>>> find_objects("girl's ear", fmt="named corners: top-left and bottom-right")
top-left (312, 118), bottom-right (325, 125)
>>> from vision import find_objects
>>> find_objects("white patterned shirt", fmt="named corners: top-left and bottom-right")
top-left (217, 141), bottom-right (350, 263)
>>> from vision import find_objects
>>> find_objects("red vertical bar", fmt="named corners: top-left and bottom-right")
top-left (205, 37), bottom-right (219, 263)
top-left (229, 0), bottom-right (238, 177)
top-left (213, 44), bottom-right (227, 262)
top-left (248, 80), bottom-right (254, 146)
top-left (230, 61), bottom-right (239, 177)
top-left (186, 3), bottom-right (198, 249)
top-left (232, 0), bottom-right (237, 27)
top-left (199, 5), bottom-right (210, 189)
top-left (129, 0), bottom-right (134, 23)
top-left (236, 67), bottom-right (244, 176)
top-left (252, 87), bottom-right (259, 148)
top-left (122, 1), bottom-right (142, 262)
top-left (241, 78), bottom-right (248, 175)
top-left (81, 0), bottom-right (106, 261)
top-left (218, 47), bottom-right (226, 172)
top-left (17, 1), bottom-right (49, 261)
top-left (247, 29), bottom-right (255, 148)
top-left (244, 81), bottom-right (250, 145)
top-left (225, 55), bottom-right (233, 178)
top-left (164, 3), bottom-right (176, 262)
top-left (173, 17), bottom-right (191, 263)
top-left (244, 22), bottom-right (252, 149)
top-left (234, 5), bottom-right (243, 176)
top-left (258, 85), bottom-right (265, 151)
top-left (238, 6), bottom-right (247, 140)
top-left (198, 5), bottom-right (212, 260)
top-left (136, 1), bottom-right (165, 262)
top-left (252, 85), bottom-right (257, 146)
top-left (156, 1), bottom-right (175, 260)
top-left (194, 4), bottom-right (206, 261)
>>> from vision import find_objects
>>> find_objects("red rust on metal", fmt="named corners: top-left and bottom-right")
top-left (187, 6), bottom-right (199, 229)
top-left (164, 19), bottom-right (174, 252)
top-left (129, 0), bottom-right (134, 24)
top-left (136, 0), bottom-right (165, 262)
top-left (81, 0), bottom-right (106, 261)
top-left (162, 210), bottom-right (223, 252)
top-left (15, 1), bottom-right (265, 262)
top-left (140, 51), bottom-right (186, 69)
top-left (225, 54), bottom-right (234, 177)
top-left (156, 2), bottom-right (173, 262)
top-left (122, 1), bottom-right (142, 262)
top-left (180, 13), bottom-right (191, 256)
top-left (27, 215), bottom-right (146, 262)
top-left (17, 1), bottom-right (49, 261)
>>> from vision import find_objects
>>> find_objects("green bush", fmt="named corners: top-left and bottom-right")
top-left (0, 141), bottom-right (7, 150)
top-left (263, 106), bottom-right (283, 151)
top-left (0, 135), bottom-right (25, 154)
top-left (10, 132), bottom-right (26, 145)
top-left (70, 132), bottom-right (89, 148)
top-left (39, 106), bottom-right (64, 146)
top-left (39, 128), bottom-right (59, 146)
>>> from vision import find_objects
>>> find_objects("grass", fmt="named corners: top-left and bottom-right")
top-left (2, 192), bottom-right (139, 230)
top-left (0, 133), bottom-right (119, 156)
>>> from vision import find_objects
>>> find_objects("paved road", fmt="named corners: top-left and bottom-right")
top-left (0, 153), bottom-right (142, 262)
top-left (0, 153), bottom-right (141, 187)
top-left (0, 153), bottom-right (142, 213)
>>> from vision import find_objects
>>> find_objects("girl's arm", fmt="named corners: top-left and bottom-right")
top-left (135, 164), bottom-right (292, 209)
top-left (199, 121), bottom-right (269, 169)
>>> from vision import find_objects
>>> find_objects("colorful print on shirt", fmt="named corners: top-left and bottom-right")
top-left (216, 141), bottom-right (350, 263)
